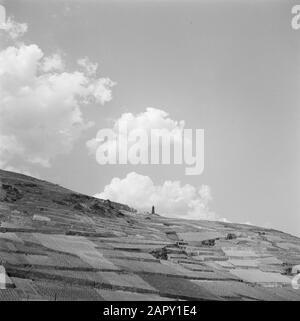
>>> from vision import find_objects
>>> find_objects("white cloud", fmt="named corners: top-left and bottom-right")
top-left (77, 57), bottom-right (98, 76)
top-left (0, 43), bottom-right (115, 168)
top-left (87, 108), bottom-right (205, 175)
top-left (40, 53), bottom-right (65, 72)
top-left (0, 135), bottom-right (24, 167)
top-left (87, 77), bottom-right (116, 105)
top-left (0, 6), bottom-right (5, 26)
top-left (96, 171), bottom-right (224, 221)
top-left (87, 107), bottom-right (186, 158)
top-left (0, 16), bottom-right (28, 39)
top-left (113, 108), bottom-right (185, 134)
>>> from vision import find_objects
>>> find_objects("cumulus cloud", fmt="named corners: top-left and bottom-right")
top-left (77, 57), bottom-right (98, 76)
top-left (40, 53), bottom-right (65, 72)
top-left (0, 135), bottom-right (24, 167)
top-left (87, 107), bottom-right (186, 159)
top-left (0, 43), bottom-right (115, 168)
top-left (96, 171), bottom-right (224, 221)
top-left (112, 108), bottom-right (185, 133)
top-left (87, 107), bottom-right (204, 175)
top-left (0, 16), bottom-right (28, 39)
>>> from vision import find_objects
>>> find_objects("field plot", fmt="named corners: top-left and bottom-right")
top-left (0, 251), bottom-right (29, 265)
top-left (101, 249), bottom-right (159, 262)
top-left (110, 259), bottom-right (183, 276)
top-left (177, 231), bottom-right (225, 243)
top-left (9, 239), bottom-right (52, 256)
top-left (276, 253), bottom-right (300, 266)
top-left (228, 259), bottom-right (259, 268)
top-left (178, 262), bottom-right (215, 272)
top-left (264, 235), bottom-right (285, 243)
top-left (160, 260), bottom-right (199, 275)
top-left (33, 234), bottom-right (119, 270)
top-left (0, 222), bottom-right (23, 229)
top-left (25, 252), bottom-right (92, 269)
top-left (258, 256), bottom-right (282, 265)
top-left (97, 289), bottom-right (171, 301)
top-left (258, 264), bottom-right (284, 273)
top-left (230, 269), bottom-right (292, 285)
top-left (33, 234), bottom-right (93, 254)
top-left (107, 243), bottom-right (165, 252)
top-left (222, 248), bottom-right (260, 258)
top-left (33, 268), bottom-right (106, 284)
top-left (140, 274), bottom-right (221, 300)
top-left (0, 240), bottom-right (17, 252)
top-left (11, 277), bottom-right (42, 300)
top-left (257, 256), bottom-right (284, 273)
top-left (161, 260), bottom-right (240, 281)
top-left (98, 271), bottom-right (157, 291)
top-left (190, 280), bottom-right (243, 299)
top-left (276, 242), bottom-right (300, 251)
top-left (190, 280), bottom-right (283, 301)
top-left (0, 232), bottom-right (24, 244)
top-left (0, 289), bottom-right (21, 301)
top-left (262, 287), bottom-right (300, 301)
top-left (18, 233), bottom-right (42, 244)
top-left (212, 261), bottom-right (235, 269)
top-left (80, 251), bottom-right (119, 270)
top-left (92, 237), bottom-right (170, 245)
top-left (22, 254), bottom-right (51, 266)
top-left (32, 280), bottom-right (103, 301)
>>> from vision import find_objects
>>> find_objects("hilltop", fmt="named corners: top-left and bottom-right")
top-left (0, 169), bottom-right (299, 301)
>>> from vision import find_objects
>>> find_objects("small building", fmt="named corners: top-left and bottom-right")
top-left (226, 233), bottom-right (237, 240)
top-left (176, 240), bottom-right (188, 249)
top-left (33, 214), bottom-right (51, 223)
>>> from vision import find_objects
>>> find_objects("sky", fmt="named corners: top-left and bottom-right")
top-left (0, 0), bottom-right (299, 236)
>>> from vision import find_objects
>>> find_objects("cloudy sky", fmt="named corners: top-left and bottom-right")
top-left (0, 0), bottom-right (299, 236)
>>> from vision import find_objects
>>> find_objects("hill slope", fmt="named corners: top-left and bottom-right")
top-left (0, 169), bottom-right (299, 301)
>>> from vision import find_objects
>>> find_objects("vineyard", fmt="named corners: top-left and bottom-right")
top-left (0, 169), bottom-right (300, 300)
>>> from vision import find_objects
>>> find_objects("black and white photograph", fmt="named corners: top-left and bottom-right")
top-left (0, 0), bottom-right (299, 309)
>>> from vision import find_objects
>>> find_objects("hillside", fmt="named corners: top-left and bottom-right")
top-left (0, 169), bottom-right (299, 301)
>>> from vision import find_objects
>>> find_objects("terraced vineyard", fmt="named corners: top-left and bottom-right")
top-left (0, 169), bottom-right (299, 300)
